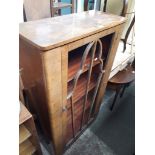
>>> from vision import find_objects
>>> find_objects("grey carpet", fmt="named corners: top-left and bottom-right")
top-left (64, 129), bottom-right (115, 155)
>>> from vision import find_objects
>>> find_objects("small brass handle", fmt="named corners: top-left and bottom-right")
top-left (62, 106), bottom-right (67, 112)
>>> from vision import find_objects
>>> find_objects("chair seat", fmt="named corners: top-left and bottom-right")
top-left (108, 64), bottom-right (135, 110)
top-left (109, 65), bottom-right (135, 85)
top-left (109, 41), bottom-right (135, 79)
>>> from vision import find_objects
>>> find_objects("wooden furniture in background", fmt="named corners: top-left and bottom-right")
top-left (19, 103), bottom-right (42, 155)
top-left (121, 14), bottom-right (135, 52)
top-left (23, 0), bottom-right (75, 22)
top-left (51, 0), bottom-right (75, 17)
top-left (23, 0), bottom-right (51, 22)
top-left (103, 0), bottom-right (128, 17)
top-left (103, 0), bottom-right (130, 52)
top-left (19, 10), bottom-right (126, 155)
top-left (108, 63), bottom-right (135, 110)
top-left (102, 0), bottom-right (135, 52)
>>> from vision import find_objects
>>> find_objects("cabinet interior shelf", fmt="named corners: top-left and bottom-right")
top-left (68, 46), bottom-right (101, 82)
top-left (67, 71), bottom-right (98, 104)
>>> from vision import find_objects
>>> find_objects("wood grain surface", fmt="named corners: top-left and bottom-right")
top-left (19, 10), bottom-right (126, 50)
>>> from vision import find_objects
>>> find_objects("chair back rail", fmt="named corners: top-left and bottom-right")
top-left (103, 0), bottom-right (128, 17)
top-left (23, 0), bottom-right (51, 22)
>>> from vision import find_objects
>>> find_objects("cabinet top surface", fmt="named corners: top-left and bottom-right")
top-left (19, 10), bottom-right (126, 51)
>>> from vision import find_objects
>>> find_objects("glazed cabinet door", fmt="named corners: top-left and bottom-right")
top-left (65, 32), bottom-right (116, 147)
top-left (42, 27), bottom-right (123, 155)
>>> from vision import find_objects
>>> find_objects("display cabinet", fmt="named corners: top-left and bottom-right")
top-left (19, 10), bottom-right (126, 155)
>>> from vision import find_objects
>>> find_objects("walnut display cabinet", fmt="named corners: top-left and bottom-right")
top-left (19, 11), bottom-right (126, 155)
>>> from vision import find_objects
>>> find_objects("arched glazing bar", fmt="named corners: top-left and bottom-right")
top-left (67, 41), bottom-right (95, 137)
top-left (67, 39), bottom-right (105, 138)
top-left (87, 39), bottom-right (105, 122)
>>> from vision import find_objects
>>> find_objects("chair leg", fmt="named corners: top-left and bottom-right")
top-left (120, 83), bottom-right (131, 98)
top-left (110, 88), bottom-right (121, 111)
top-left (120, 84), bottom-right (126, 98)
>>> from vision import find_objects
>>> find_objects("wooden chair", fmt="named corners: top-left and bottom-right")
top-left (121, 14), bottom-right (135, 52)
top-left (51, 0), bottom-right (75, 17)
top-left (102, 1), bottom-right (135, 110)
top-left (102, 0), bottom-right (135, 52)
top-left (23, 0), bottom-right (75, 21)
top-left (103, 0), bottom-right (128, 17)
top-left (108, 62), bottom-right (135, 110)
top-left (23, 0), bottom-right (51, 22)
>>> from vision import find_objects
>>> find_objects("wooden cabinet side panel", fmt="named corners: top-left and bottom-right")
top-left (42, 47), bottom-right (67, 155)
top-left (19, 38), bottom-right (51, 138)
top-left (94, 24), bottom-right (125, 114)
